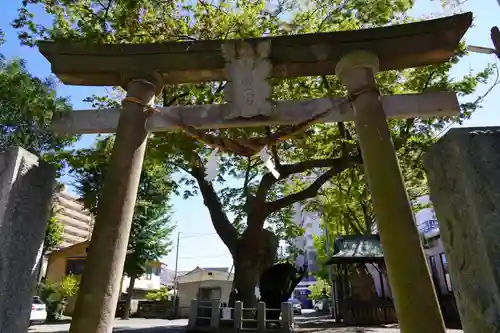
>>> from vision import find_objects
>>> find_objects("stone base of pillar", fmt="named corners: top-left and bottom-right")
top-left (0, 147), bottom-right (56, 333)
top-left (425, 127), bottom-right (500, 333)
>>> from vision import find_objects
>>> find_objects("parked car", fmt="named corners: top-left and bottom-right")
top-left (313, 299), bottom-right (330, 312)
top-left (288, 298), bottom-right (302, 315)
top-left (314, 300), bottom-right (323, 311)
top-left (30, 296), bottom-right (47, 326)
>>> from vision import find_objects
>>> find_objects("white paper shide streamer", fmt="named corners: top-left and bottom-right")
top-left (204, 149), bottom-right (219, 182)
top-left (258, 145), bottom-right (280, 179)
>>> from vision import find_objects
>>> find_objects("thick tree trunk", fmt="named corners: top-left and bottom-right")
top-left (231, 228), bottom-right (279, 308)
top-left (122, 275), bottom-right (136, 320)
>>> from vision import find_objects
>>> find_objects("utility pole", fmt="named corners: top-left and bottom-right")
top-left (318, 207), bottom-right (338, 321)
top-left (227, 264), bottom-right (234, 280)
top-left (172, 232), bottom-right (180, 318)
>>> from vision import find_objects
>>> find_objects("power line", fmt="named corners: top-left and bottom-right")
top-left (178, 232), bottom-right (217, 239)
top-left (178, 253), bottom-right (231, 260)
top-left (432, 54), bottom-right (500, 139)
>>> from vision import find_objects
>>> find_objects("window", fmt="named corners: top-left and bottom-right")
top-left (428, 255), bottom-right (441, 293)
top-left (66, 258), bottom-right (86, 275)
top-left (440, 253), bottom-right (452, 292)
top-left (429, 256), bottom-right (438, 279)
top-left (198, 287), bottom-right (222, 300)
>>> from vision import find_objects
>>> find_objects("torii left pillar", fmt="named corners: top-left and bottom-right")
top-left (69, 75), bottom-right (162, 333)
top-left (335, 51), bottom-right (446, 333)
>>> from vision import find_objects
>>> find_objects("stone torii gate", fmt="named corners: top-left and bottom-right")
top-left (39, 13), bottom-right (472, 333)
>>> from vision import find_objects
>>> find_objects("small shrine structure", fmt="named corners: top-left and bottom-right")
top-left (326, 235), bottom-right (393, 325)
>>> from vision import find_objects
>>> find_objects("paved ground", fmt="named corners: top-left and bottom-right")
top-left (294, 311), bottom-right (462, 333)
top-left (297, 329), bottom-right (462, 333)
top-left (29, 318), bottom-right (188, 333)
top-left (29, 316), bottom-right (463, 333)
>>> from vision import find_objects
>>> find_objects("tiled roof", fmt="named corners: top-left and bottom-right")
top-left (326, 235), bottom-right (384, 265)
top-left (200, 267), bottom-right (229, 272)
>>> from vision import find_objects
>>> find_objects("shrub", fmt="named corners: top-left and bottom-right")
top-left (38, 274), bottom-right (80, 321)
top-left (145, 287), bottom-right (170, 301)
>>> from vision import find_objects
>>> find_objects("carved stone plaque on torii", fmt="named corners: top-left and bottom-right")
top-left (39, 13), bottom-right (472, 333)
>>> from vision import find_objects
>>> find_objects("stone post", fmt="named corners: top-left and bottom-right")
top-left (424, 127), bottom-right (500, 333)
top-left (69, 76), bottom-right (161, 333)
top-left (335, 51), bottom-right (446, 333)
top-left (210, 299), bottom-right (220, 329)
top-left (234, 301), bottom-right (243, 331)
top-left (0, 147), bottom-right (56, 333)
top-left (187, 299), bottom-right (198, 330)
top-left (257, 301), bottom-right (266, 332)
top-left (280, 302), bottom-right (292, 333)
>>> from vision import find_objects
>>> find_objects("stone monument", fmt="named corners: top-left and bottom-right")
top-left (0, 147), bottom-right (56, 333)
top-left (425, 127), bottom-right (500, 333)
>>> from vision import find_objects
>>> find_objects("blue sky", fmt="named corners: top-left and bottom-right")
top-left (1, 0), bottom-right (499, 271)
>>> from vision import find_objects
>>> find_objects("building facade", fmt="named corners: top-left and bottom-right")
top-left (54, 187), bottom-right (94, 248)
top-left (45, 240), bottom-right (164, 315)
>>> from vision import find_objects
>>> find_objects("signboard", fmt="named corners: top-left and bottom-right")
top-left (418, 219), bottom-right (439, 235)
top-left (414, 196), bottom-right (440, 239)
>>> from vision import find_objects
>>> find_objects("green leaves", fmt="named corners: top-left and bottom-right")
top-left (308, 278), bottom-right (331, 301)
top-left (0, 55), bottom-right (77, 156)
top-left (44, 208), bottom-right (65, 253)
top-left (63, 136), bottom-right (176, 279)
top-left (13, 0), bottom-right (495, 270)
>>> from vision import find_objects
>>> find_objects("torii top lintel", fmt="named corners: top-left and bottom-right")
top-left (38, 13), bottom-right (472, 87)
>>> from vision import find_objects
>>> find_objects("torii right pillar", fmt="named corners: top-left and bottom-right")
top-left (335, 51), bottom-right (446, 333)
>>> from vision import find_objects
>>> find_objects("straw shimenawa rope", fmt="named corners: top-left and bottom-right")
top-left (122, 95), bottom-right (351, 156)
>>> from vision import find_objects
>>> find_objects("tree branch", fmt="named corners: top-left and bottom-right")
top-left (360, 199), bottom-right (373, 234)
top-left (242, 156), bottom-right (252, 198)
top-left (191, 167), bottom-right (238, 253)
top-left (342, 216), bottom-right (363, 236)
top-left (167, 161), bottom-right (193, 176)
top-left (242, 156), bottom-right (254, 212)
top-left (163, 91), bottom-right (189, 107)
top-left (256, 154), bottom-right (360, 203)
top-left (266, 156), bottom-right (360, 214)
top-left (321, 75), bottom-right (359, 158)
top-left (395, 70), bottom-right (437, 150)
top-left (345, 206), bottom-right (363, 235)
top-left (208, 82), bottom-right (226, 104)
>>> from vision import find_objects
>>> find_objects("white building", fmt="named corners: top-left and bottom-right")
top-left (121, 262), bottom-right (164, 295)
top-left (53, 186), bottom-right (94, 248)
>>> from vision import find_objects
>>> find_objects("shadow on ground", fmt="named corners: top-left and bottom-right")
top-left (296, 329), bottom-right (378, 333)
top-left (34, 319), bottom-right (72, 326)
top-left (29, 324), bottom-right (187, 333)
top-left (294, 311), bottom-right (395, 332)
